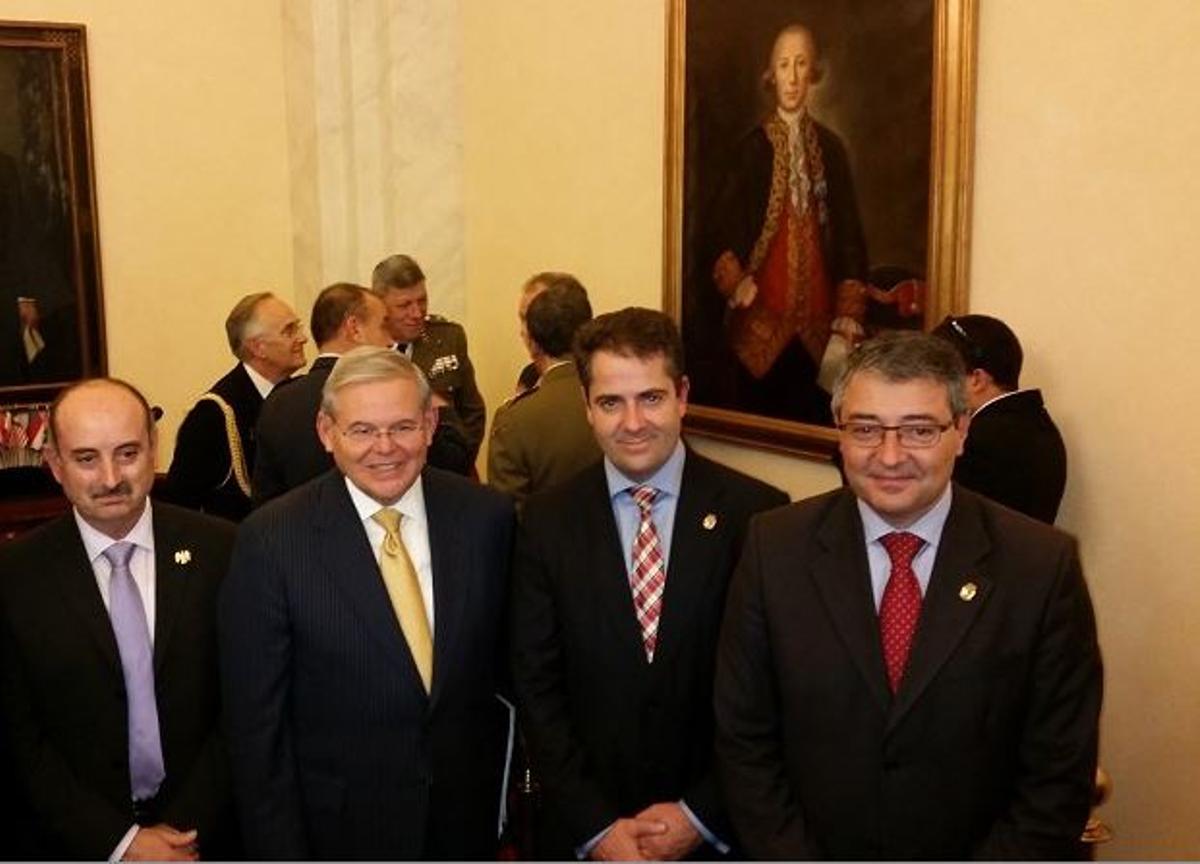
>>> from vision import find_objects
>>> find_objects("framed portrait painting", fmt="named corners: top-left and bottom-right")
top-left (0, 21), bottom-right (104, 405)
top-left (663, 0), bottom-right (976, 458)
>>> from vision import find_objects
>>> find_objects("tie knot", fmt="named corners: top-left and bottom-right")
top-left (880, 531), bottom-right (923, 567)
top-left (102, 541), bottom-right (136, 570)
top-left (631, 485), bottom-right (658, 513)
top-left (372, 507), bottom-right (403, 537)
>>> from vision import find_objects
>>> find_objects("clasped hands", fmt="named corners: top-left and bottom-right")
top-left (123, 824), bottom-right (199, 861)
top-left (591, 802), bottom-right (702, 861)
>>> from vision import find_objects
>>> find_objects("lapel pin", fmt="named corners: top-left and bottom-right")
top-left (959, 581), bottom-right (977, 602)
top-left (174, 549), bottom-right (192, 565)
top-left (702, 513), bottom-right (718, 531)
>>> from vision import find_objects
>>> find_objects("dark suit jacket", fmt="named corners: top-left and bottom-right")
top-left (715, 485), bottom-right (1102, 860)
top-left (252, 356), bottom-right (337, 507)
top-left (955, 389), bottom-right (1068, 524)
top-left (511, 451), bottom-right (788, 858)
top-left (165, 364), bottom-right (265, 521)
top-left (220, 468), bottom-right (515, 859)
top-left (0, 502), bottom-right (237, 859)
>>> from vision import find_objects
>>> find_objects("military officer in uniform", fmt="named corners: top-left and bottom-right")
top-left (488, 273), bottom-right (600, 506)
top-left (372, 254), bottom-right (485, 474)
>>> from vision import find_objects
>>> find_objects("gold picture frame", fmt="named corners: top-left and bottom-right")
top-left (663, 0), bottom-right (976, 459)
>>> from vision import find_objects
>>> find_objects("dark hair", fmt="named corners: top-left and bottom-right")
top-left (573, 307), bottom-right (685, 393)
top-left (225, 291), bottom-right (275, 359)
top-left (50, 377), bottom-right (156, 445)
top-left (931, 314), bottom-right (1023, 390)
top-left (310, 282), bottom-right (372, 346)
top-left (371, 254), bottom-right (426, 292)
top-left (830, 330), bottom-right (968, 420)
top-left (525, 274), bottom-right (592, 358)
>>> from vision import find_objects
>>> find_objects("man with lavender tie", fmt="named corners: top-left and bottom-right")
top-left (0, 379), bottom-right (237, 859)
top-left (714, 332), bottom-right (1103, 859)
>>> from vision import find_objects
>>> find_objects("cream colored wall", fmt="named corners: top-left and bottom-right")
top-left (0, 0), bottom-right (295, 465)
top-left (462, 0), bottom-right (1200, 857)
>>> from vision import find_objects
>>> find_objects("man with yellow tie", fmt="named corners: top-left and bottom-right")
top-left (219, 346), bottom-right (515, 859)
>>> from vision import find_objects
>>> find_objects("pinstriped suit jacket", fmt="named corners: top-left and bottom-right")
top-left (219, 467), bottom-right (514, 859)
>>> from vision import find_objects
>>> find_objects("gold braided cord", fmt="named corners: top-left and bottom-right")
top-left (196, 393), bottom-right (252, 498)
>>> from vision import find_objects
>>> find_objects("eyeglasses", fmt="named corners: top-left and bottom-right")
top-left (837, 421), bottom-right (955, 449)
top-left (336, 422), bottom-right (423, 446)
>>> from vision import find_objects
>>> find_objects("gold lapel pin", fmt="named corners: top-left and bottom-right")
top-left (174, 549), bottom-right (192, 565)
top-left (959, 581), bottom-right (978, 602)
top-left (702, 513), bottom-right (718, 531)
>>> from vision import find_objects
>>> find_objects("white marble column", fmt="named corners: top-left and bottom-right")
top-left (282, 0), bottom-right (466, 320)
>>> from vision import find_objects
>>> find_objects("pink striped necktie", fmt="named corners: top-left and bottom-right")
top-left (629, 485), bottom-right (666, 662)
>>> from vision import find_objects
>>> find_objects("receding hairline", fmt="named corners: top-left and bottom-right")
top-left (49, 378), bottom-right (157, 445)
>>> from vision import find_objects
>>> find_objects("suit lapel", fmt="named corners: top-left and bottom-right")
top-left (313, 474), bottom-right (422, 684)
top-left (424, 472), bottom-right (466, 709)
top-left (152, 510), bottom-right (189, 675)
top-left (811, 492), bottom-right (891, 714)
top-left (52, 516), bottom-right (123, 678)
top-left (887, 489), bottom-right (994, 733)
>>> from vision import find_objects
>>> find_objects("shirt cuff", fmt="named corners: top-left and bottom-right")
top-left (577, 821), bottom-right (615, 860)
top-left (680, 799), bottom-right (730, 855)
top-left (109, 824), bottom-right (140, 861)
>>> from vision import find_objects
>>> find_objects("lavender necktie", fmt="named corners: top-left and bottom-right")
top-left (103, 542), bottom-right (165, 800)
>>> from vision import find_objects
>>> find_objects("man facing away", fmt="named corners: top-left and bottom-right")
top-left (932, 313), bottom-right (1068, 523)
top-left (251, 282), bottom-right (392, 506)
top-left (511, 307), bottom-right (788, 860)
top-left (220, 346), bottom-right (514, 859)
top-left (0, 379), bottom-right (237, 859)
top-left (487, 272), bottom-right (600, 505)
top-left (715, 331), bottom-right (1102, 859)
top-left (166, 292), bottom-right (307, 520)
top-left (373, 254), bottom-right (485, 474)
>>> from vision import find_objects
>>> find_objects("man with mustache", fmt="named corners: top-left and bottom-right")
top-left (0, 379), bottom-right (238, 859)
top-left (714, 331), bottom-right (1102, 858)
top-left (511, 308), bottom-right (787, 859)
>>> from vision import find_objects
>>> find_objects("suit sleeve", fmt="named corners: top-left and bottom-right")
top-left (250, 415), bottom-right (287, 508)
top-left (450, 331), bottom-right (487, 460)
top-left (0, 592), bottom-right (132, 857)
top-left (509, 513), bottom-right (619, 847)
top-left (714, 516), bottom-right (820, 859)
top-left (165, 401), bottom-right (230, 509)
top-left (218, 521), bottom-right (309, 859)
top-left (485, 406), bottom-right (530, 503)
top-left (972, 539), bottom-right (1102, 859)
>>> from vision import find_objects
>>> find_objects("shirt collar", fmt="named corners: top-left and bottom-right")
top-left (344, 473), bottom-right (427, 526)
top-left (857, 483), bottom-right (953, 548)
top-left (604, 440), bottom-right (686, 502)
top-left (75, 499), bottom-right (156, 563)
top-left (241, 362), bottom-right (276, 399)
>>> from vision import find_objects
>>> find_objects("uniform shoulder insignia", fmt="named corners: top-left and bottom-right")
top-left (507, 384), bottom-right (539, 407)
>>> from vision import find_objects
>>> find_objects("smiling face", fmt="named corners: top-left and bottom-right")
top-left (317, 374), bottom-right (435, 505)
top-left (770, 26), bottom-right (817, 114)
top-left (381, 282), bottom-right (429, 344)
top-left (584, 350), bottom-right (688, 482)
top-left (247, 296), bottom-right (308, 380)
top-left (46, 381), bottom-right (157, 539)
top-left (837, 371), bottom-right (967, 528)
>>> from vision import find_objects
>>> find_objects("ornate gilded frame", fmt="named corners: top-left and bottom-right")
top-left (663, 0), bottom-right (976, 459)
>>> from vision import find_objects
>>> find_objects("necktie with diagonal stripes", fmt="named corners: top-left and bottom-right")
top-left (629, 485), bottom-right (666, 662)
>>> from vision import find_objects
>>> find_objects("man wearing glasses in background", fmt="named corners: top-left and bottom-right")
top-left (714, 331), bottom-right (1102, 859)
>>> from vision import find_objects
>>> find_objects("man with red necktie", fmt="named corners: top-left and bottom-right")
top-left (714, 330), bottom-right (1102, 859)
top-left (511, 308), bottom-right (787, 860)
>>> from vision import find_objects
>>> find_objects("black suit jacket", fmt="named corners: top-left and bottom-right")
top-left (511, 451), bottom-right (787, 858)
top-left (715, 485), bottom-right (1102, 859)
top-left (252, 356), bottom-right (337, 507)
top-left (955, 389), bottom-right (1068, 524)
top-left (220, 468), bottom-right (515, 859)
top-left (0, 502), bottom-right (237, 859)
top-left (165, 364), bottom-right (265, 521)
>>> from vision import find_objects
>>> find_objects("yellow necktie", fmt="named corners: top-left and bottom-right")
top-left (372, 507), bottom-right (433, 692)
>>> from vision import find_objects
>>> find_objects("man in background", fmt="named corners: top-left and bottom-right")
top-left (252, 283), bottom-right (391, 506)
top-left (511, 308), bottom-right (787, 860)
top-left (488, 272), bottom-right (600, 505)
top-left (932, 314), bottom-right (1067, 523)
top-left (166, 292), bottom-right (306, 520)
top-left (715, 331), bottom-right (1101, 858)
top-left (373, 254), bottom-right (485, 474)
top-left (0, 379), bottom-right (237, 859)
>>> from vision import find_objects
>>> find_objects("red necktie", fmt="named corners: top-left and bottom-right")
top-left (630, 485), bottom-right (666, 662)
top-left (879, 531), bottom-right (925, 693)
